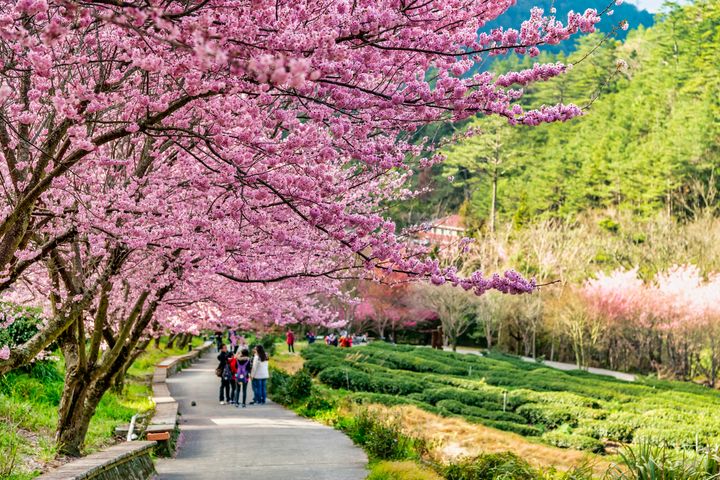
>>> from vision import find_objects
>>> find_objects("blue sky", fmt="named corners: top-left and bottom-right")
top-left (631, 0), bottom-right (665, 12)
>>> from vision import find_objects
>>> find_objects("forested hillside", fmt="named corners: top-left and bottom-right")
top-left (482, 0), bottom-right (654, 52)
top-left (395, 1), bottom-right (719, 228)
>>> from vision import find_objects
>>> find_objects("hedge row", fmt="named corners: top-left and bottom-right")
top-left (302, 343), bottom-right (720, 452)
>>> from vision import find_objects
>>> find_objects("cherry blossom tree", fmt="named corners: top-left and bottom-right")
top-left (0, 0), bottom-right (611, 456)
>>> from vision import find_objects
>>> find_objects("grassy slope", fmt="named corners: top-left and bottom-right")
top-left (0, 337), bottom-right (202, 479)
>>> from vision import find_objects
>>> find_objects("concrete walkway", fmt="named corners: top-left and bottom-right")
top-left (155, 353), bottom-right (367, 480)
top-left (446, 346), bottom-right (636, 382)
top-left (519, 356), bottom-right (637, 382)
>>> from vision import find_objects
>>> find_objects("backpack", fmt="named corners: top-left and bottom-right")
top-left (222, 363), bottom-right (232, 380)
top-left (235, 359), bottom-right (250, 382)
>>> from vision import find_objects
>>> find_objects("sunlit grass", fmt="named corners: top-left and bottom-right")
top-left (0, 336), bottom-right (203, 477)
top-left (372, 405), bottom-right (612, 475)
top-left (270, 341), bottom-right (307, 374)
top-left (367, 460), bottom-right (444, 480)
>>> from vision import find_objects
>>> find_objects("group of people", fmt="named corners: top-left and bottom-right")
top-left (323, 331), bottom-right (367, 347)
top-left (217, 344), bottom-right (269, 407)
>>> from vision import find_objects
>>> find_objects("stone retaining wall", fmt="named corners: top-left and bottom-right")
top-left (149, 340), bottom-right (213, 455)
top-left (36, 441), bottom-right (156, 480)
top-left (38, 340), bottom-right (214, 479)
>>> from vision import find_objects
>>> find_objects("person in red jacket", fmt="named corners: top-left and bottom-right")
top-left (227, 353), bottom-right (239, 405)
top-left (286, 329), bottom-right (295, 353)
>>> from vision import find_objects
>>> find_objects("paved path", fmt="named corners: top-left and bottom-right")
top-left (519, 356), bottom-right (636, 382)
top-left (155, 353), bottom-right (367, 480)
top-left (446, 346), bottom-right (636, 382)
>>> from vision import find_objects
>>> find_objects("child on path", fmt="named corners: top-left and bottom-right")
top-left (250, 345), bottom-right (270, 405)
top-left (233, 349), bottom-right (252, 408)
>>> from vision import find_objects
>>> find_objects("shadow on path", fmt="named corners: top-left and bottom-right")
top-left (155, 353), bottom-right (367, 480)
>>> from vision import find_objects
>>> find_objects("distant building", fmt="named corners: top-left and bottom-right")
top-left (416, 214), bottom-right (466, 246)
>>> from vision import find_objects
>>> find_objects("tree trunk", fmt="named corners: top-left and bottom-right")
top-left (56, 376), bottom-right (110, 456)
top-left (489, 168), bottom-right (498, 233)
top-left (166, 333), bottom-right (179, 349)
top-left (531, 328), bottom-right (536, 359)
top-left (177, 333), bottom-right (190, 350)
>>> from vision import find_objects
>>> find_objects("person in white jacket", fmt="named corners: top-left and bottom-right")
top-left (250, 345), bottom-right (270, 405)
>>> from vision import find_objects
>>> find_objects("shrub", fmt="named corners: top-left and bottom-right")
top-left (417, 387), bottom-right (502, 408)
top-left (296, 393), bottom-right (336, 418)
top-left (304, 355), bottom-right (342, 375)
top-left (576, 419), bottom-right (637, 443)
top-left (515, 403), bottom-right (601, 429)
top-left (0, 305), bottom-right (44, 349)
top-left (607, 442), bottom-right (720, 480)
top-left (367, 461), bottom-right (444, 480)
top-left (541, 431), bottom-right (604, 453)
top-left (436, 400), bottom-right (526, 423)
top-left (318, 367), bottom-right (425, 395)
top-left (287, 369), bottom-right (312, 400)
top-left (268, 367), bottom-right (292, 405)
top-left (342, 409), bottom-right (420, 461)
top-left (476, 419), bottom-right (542, 437)
top-left (269, 368), bottom-right (312, 405)
top-left (442, 452), bottom-right (539, 480)
top-left (259, 335), bottom-right (278, 356)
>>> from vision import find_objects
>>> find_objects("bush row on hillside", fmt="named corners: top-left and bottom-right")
top-left (301, 343), bottom-right (720, 452)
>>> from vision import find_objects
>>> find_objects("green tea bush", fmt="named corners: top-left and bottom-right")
top-left (576, 418), bottom-right (638, 442)
top-left (516, 403), bottom-right (599, 429)
top-left (541, 431), bottom-right (604, 453)
top-left (436, 399), bottom-right (526, 423)
top-left (318, 367), bottom-right (426, 395)
top-left (307, 342), bottom-right (720, 453)
top-left (416, 387), bottom-right (502, 408)
top-left (479, 419), bottom-right (542, 437)
top-left (349, 392), bottom-right (438, 412)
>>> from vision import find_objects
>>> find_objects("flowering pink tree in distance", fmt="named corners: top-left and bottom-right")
top-left (0, 0), bottom-right (612, 455)
top-left (582, 266), bottom-right (720, 379)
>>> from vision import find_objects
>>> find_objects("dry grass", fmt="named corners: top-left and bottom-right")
top-left (368, 460), bottom-right (444, 480)
top-left (376, 405), bottom-right (612, 475)
top-left (270, 350), bottom-right (305, 374)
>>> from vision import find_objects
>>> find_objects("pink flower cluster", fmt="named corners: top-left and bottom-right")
top-left (0, 0), bottom-right (601, 366)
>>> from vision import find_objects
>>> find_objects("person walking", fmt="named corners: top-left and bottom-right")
top-left (233, 348), bottom-right (252, 408)
top-left (250, 345), bottom-right (270, 405)
top-left (286, 328), bottom-right (295, 353)
top-left (217, 344), bottom-right (232, 404)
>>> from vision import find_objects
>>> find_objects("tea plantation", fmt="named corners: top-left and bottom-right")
top-left (302, 343), bottom-right (720, 453)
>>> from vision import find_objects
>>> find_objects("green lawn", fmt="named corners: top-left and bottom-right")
top-left (302, 343), bottom-right (720, 454)
top-left (0, 338), bottom-right (203, 479)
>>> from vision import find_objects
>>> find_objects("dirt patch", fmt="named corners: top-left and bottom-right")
top-left (270, 353), bottom-right (305, 374)
top-left (378, 405), bottom-right (613, 475)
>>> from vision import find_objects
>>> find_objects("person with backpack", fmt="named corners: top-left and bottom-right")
top-left (232, 349), bottom-right (252, 408)
top-left (250, 345), bottom-right (270, 405)
top-left (217, 344), bottom-right (233, 404)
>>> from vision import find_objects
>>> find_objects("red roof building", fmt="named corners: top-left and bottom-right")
top-left (416, 214), bottom-right (466, 246)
